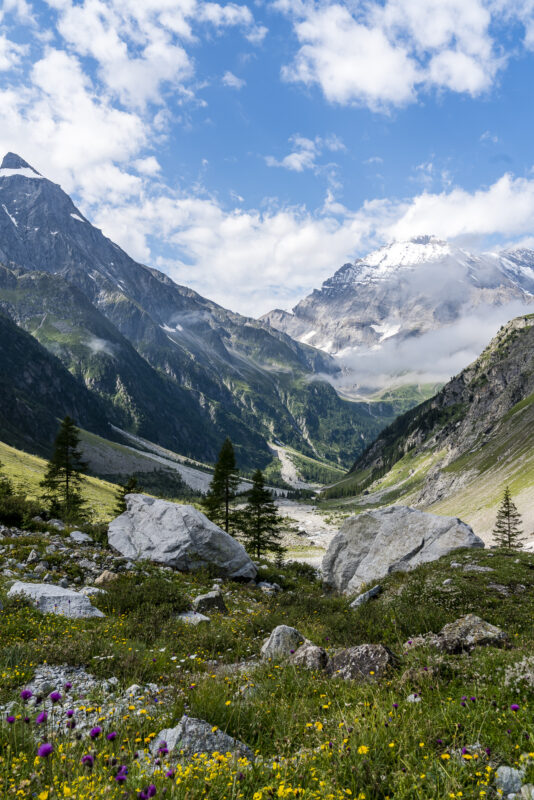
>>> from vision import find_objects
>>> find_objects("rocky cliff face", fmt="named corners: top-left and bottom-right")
top-left (0, 153), bottom-right (397, 468)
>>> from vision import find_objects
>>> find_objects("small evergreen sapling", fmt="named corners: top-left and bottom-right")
top-left (492, 485), bottom-right (525, 549)
top-left (239, 469), bottom-right (285, 561)
top-left (114, 475), bottom-right (141, 516)
top-left (40, 416), bottom-right (88, 521)
top-left (203, 437), bottom-right (239, 533)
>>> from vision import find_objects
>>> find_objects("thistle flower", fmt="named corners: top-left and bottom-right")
top-left (90, 726), bottom-right (102, 739)
top-left (66, 709), bottom-right (74, 718)
top-left (64, 682), bottom-right (72, 690)
top-left (511, 704), bottom-right (520, 712)
top-left (20, 690), bottom-right (32, 702)
top-left (107, 731), bottom-right (118, 741)
top-left (81, 754), bottom-right (94, 767)
top-left (49, 691), bottom-right (62, 703)
top-left (36, 711), bottom-right (48, 725)
top-left (6, 715), bottom-right (15, 724)
top-left (37, 743), bottom-right (53, 758)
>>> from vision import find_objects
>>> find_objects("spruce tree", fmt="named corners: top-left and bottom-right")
top-left (203, 437), bottom-right (239, 532)
top-left (239, 469), bottom-right (285, 561)
top-left (0, 460), bottom-right (13, 499)
top-left (493, 486), bottom-right (525, 549)
top-left (114, 475), bottom-right (141, 516)
top-left (40, 416), bottom-right (87, 521)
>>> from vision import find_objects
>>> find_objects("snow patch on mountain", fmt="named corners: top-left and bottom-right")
top-left (0, 167), bottom-right (44, 180)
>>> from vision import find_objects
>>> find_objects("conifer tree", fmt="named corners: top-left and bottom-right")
top-left (40, 416), bottom-right (87, 521)
top-left (493, 486), bottom-right (525, 549)
top-left (114, 475), bottom-right (141, 516)
top-left (203, 437), bottom-right (239, 533)
top-left (239, 469), bottom-right (285, 560)
top-left (0, 460), bottom-right (13, 499)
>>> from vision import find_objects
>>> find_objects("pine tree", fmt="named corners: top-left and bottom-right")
top-left (40, 416), bottom-right (88, 521)
top-left (114, 475), bottom-right (141, 516)
top-left (493, 486), bottom-right (525, 549)
top-left (239, 469), bottom-right (285, 561)
top-left (203, 438), bottom-right (239, 533)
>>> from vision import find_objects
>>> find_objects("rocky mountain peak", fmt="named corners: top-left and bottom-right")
top-left (0, 152), bottom-right (42, 177)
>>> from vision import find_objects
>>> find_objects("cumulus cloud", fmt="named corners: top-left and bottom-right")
top-left (276, 0), bottom-right (528, 109)
top-left (0, 33), bottom-right (25, 70)
top-left (265, 133), bottom-right (345, 173)
top-left (222, 70), bottom-right (246, 89)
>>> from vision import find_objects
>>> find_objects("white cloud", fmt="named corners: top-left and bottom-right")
top-left (0, 33), bottom-right (25, 70)
top-left (265, 132), bottom-right (345, 173)
top-left (222, 70), bottom-right (246, 89)
top-left (277, 0), bottom-right (518, 110)
top-left (133, 156), bottom-right (162, 175)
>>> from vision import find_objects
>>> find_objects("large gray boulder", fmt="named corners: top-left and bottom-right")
top-left (151, 715), bottom-right (254, 760)
top-left (7, 582), bottom-right (104, 618)
top-left (108, 495), bottom-right (256, 579)
top-left (261, 625), bottom-right (307, 660)
top-left (322, 506), bottom-right (483, 595)
top-left (327, 644), bottom-right (396, 681)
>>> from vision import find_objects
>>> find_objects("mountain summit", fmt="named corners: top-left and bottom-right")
top-left (262, 236), bottom-right (534, 363)
top-left (0, 153), bottom-right (397, 468)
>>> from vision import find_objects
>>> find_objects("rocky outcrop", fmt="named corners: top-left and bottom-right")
top-left (322, 506), bottom-right (483, 595)
top-left (406, 614), bottom-right (508, 653)
top-left (108, 495), bottom-right (256, 579)
top-left (7, 582), bottom-right (104, 618)
top-left (192, 588), bottom-right (228, 614)
top-left (327, 644), bottom-right (397, 681)
top-left (261, 625), bottom-right (307, 660)
top-left (290, 643), bottom-right (328, 671)
top-left (151, 715), bottom-right (254, 760)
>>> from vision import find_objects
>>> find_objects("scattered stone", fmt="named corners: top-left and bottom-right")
top-left (70, 531), bottom-right (93, 544)
top-left (322, 506), bottom-right (484, 594)
top-left (257, 581), bottom-right (282, 594)
top-left (7, 581), bottom-right (105, 618)
top-left (95, 570), bottom-right (118, 586)
top-left (463, 564), bottom-right (494, 573)
top-left (151, 715), bottom-right (254, 760)
top-left (504, 656), bottom-right (534, 690)
top-left (438, 614), bottom-right (508, 653)
top-left (177, 611), bottom-right (210, 625)
top-left (349, 584), bottom-right (382, 608)
top-left (26, 549), bottom-right (39, 564)
top-left (495, 766), bottom-right (524, 795)
top-left (442, 578), bottom-right (453, 585)
top-left (48, 519), bottom-right (66, 530)
top-left (192, 589), bottom-right (227, 614)
top-left (290, 643), bottom-right (328, 671)
top-left (79, 586), bottom-right (106, 597)
top-left (108, 494), bottom-right (256, 579)
top-left (261, 625), bottom-right (307, 660)
top-left (487, 583), bottom-right (510, 595)
top-left (406, 693), bottom-right (421, 703)
top-left (327, 644), bottom-right (397, 681)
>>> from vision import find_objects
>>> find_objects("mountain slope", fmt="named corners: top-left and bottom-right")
top-left (0, 310), bottom-right (110, 456)
top-left (324, 313), bottom-right (534, 539)
top-left (0, 153), bottom-right (397, 468)
top-left (262, 236), bottom-right (534, 389)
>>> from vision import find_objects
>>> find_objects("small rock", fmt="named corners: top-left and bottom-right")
top-left (26, 549), bottom-right (39, 564)
top-left (349, 584), bottom-right (382, 608)
top-left (463, 564), bottom-right (494, 573)
top-left (151, 715), bottom-right (254, 760)
top-left (177, 611), bottom-right (210, 625)
top-left (80, 586), bottom-right (106, 597)
top-left (438, 614), bottom-right (508, 653)
top-left (257, 581), bottom-right (282, 594)
top-left (495, 766), bottom-right (524, 795)
top-left (327, 644), bottom-right (397, 681)
top-left (442, 578), bottom-right (453, 585)
top-left (192, 590), bottom-right (227, 614)
top-left (94, 570), bottom-right (118, 586)
top-left (7, 582), bottom-right (104, 619)
top-left (406, 693), bottom-right (421, 703)
top-left (70, 531), bottom-right (93, 544)
top-left (48, 519), bottom-right (66, 530)
top-left (261, 625), bottom-right (307, 660)
top-left (290, 643), bottom-right (328, 671)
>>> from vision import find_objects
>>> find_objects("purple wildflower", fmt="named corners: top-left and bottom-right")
top-left (90, 726), bottom-right (102, 739)
top-left (66, 709), bottom-right (74, 718)
top-left (36, 711), bottom-right (48, 725)
top-left (107, 731), bottom-right (118, 741)
top-left (49, 691), bottom-right (62, 703)
top-left (6, 715), bottom-right (15, 724)
top-left (165, 770), bottom-right (175, 779)
top-left (64, 682), bottom-right (72, 691)
top-left (511, 704), bottom-right (520, 712)
top-left (81, 754), bottom-right (94, 767)
top-left (37, 743), bottom-right (53, 758)
top-left (115, 768), bottom-right (128, 784)
top-left (20, 689), bottom-right (32, 701)
top-left (66, 720), bottom-right (76, 730)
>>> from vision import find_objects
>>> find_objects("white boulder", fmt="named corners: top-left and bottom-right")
top-left (7, 582), bottom-right (104, 618)
top-left (108, 495), bottom-right (256, 579)
top-left (322, 506), bottom-right (483, 595)
top-left (151, 715), bottom-right (254, 760)
top-left (261, 625), bottom-right (307, 660)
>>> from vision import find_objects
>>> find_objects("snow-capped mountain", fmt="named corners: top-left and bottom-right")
top-left (262, 235), bottom-right (534, 366)
top-left (0, 152), bottom-right (399, 468)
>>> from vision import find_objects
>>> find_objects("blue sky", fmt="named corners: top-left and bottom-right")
top-left (2, 0), bottom-right (534, 315)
